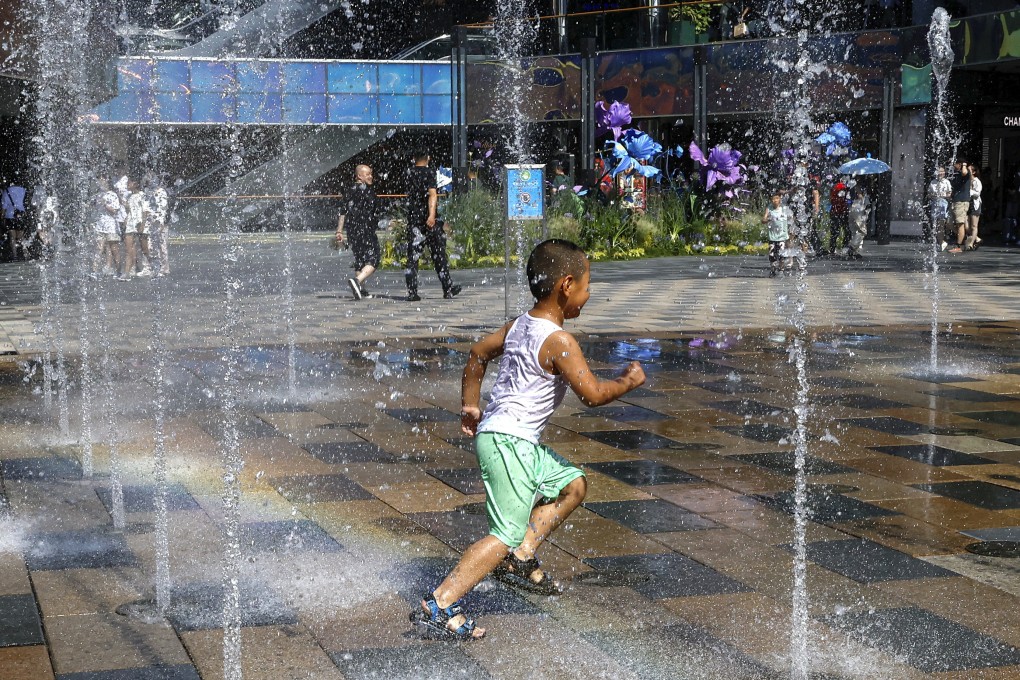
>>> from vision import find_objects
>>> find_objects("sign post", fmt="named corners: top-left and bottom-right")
top-left (503, 164), bottom-right (546, 320)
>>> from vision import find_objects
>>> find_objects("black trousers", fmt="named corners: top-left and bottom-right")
top-left (405, 223), bottom-right (453, 296)
top-left (829, 212), bottom-right (850, 251)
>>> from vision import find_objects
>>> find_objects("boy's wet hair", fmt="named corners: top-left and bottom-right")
top-left (413, 149), bottom-right (430, 162)
top-left (527, 239), bottom-right (587, 300)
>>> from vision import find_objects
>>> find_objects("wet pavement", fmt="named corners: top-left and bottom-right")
top-left (0, 239), bottom-right (1019, 679)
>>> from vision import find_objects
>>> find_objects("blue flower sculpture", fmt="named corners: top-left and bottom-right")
top-left (607, 129), bottom-right (662, 178)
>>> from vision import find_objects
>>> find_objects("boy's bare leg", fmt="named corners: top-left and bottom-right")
top-left (512, 476), bottom-right (587, 579)
top-left (428, 535), bottom-right (508, 637)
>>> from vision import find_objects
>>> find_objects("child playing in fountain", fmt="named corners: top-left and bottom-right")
top-left (763, 191), bottom-right (793, 277)
top-left (410, 239), bottom-right (646, 640)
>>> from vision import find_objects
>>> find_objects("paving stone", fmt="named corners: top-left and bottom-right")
top-left (914, 481), bottom-right (1020, 510)
top-left (794, 539), bottom-right (957, 583)
top-left (582, 623), bottom-right (776, 680)
top-left (717, 423), bottom-right (795, 443)
top-left (585, 460), bottom-right (701, 486)
top-left (869, 444), bottom-right (995, 467)
top-left (581, 430), bottom-right (686, 451)
top-left (329, 645), bottom-right (491, 680)
top-left (302, 441), bottom-right (395, 463)
top-left (25, 528), bottom-right (139, 571)
top-left (269, 474), bottom-right (374, 503)
top-left (96, 484), bottom-right (200, 513)
top-left (819, 607), bottom-right (1020, 672)
top-left (756, 490), bottom-right (899, 523)
top-left (960, 410), bottom-right (1020, 428)
top-left (584, 499), bottom-right (719, 533)
top-left (385, 408), bottom-right (459, 424)
top-left (0, 593), bottom-right (44, 647)
top-left (732, 452), bottom-right (856, 476)
top-left (425, 468), bottom-right (485, 495)
top-left (2, 457), bottom-right (82, 481)
top-left (239, 520), bottom-right (342, 553)
top-left (582, 552), bottom-right (751, 599)
top-left (925, 387), bottom-right (1018, 402)
top-left (841, 417), bottom-right (931, 435)
top-left (164, 582), bottom-right (297, 632)
top-left (56, 666), bottom-right (201, 680)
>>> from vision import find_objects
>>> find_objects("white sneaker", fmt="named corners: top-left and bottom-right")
top-left (137, 268), bottom-right (153, 277)
top-left (940, 241), bottom-right (948, 252)
top-left (348, 278), bottom-right (363, 300)
top-left (102, 266), bottom-right (114, 276)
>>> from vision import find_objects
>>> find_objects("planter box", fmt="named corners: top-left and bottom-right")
top-left (668, 20), bottom-right (708, 46)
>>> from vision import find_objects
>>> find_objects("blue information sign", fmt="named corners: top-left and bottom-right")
top-left (505, 165), bottom-right (545, 221)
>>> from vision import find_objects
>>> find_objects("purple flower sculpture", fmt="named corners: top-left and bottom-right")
top-left (595, 100), bottom-right (632, 140)
top-left (689, 141), bottom-right (745, 191)
top-left (607, 129), bottom-right (662, 178)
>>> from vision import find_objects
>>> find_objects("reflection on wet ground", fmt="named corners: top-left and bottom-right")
top-left (1, 321), bottom-right (1019, 678)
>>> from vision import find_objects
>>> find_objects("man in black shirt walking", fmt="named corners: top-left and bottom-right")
top-left (336, 164), bottom-right (381, 299)
top-left (404, 150), bottom-right (460, 301)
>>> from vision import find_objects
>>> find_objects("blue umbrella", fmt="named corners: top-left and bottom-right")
top-left (837, 156), bottom-right (890, 176)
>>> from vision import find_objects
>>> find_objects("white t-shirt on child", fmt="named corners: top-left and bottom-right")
top-left (95, 191), bottom-right (120, 234)
top-left (477, 313), bottom-right (568, 444)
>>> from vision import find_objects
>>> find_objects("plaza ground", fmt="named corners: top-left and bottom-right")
top-left (0, 236), bottom-right (1019, 679)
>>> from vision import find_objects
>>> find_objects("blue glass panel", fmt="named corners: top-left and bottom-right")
top-left (283, 62), bottom-right (327, 93)
top-left (283, 94), bottom-right (327, 124)
top-left (191, 61), bottom-right (237, 93)
top-left (422, 95), bottom-right (452, 125)
top-left (327, 94), bottom-right (378, 124)
top-left (378, 94), bottom-right (420, 124)
top-left (153, 93), bottom-right (190, 123)
top-left (378, 63), bottom-right (420, 94)
top-left (192, 93), bottom-right (236, 122)
top-left (117, 59), bottom-right (154, 92)
top-left (421, 64), bottom-right (451, 95)
top-left (237, 62), bottom-right (282, 92)
top-left (134, 92), bottom-right (159, 123)
top-left (153, 60), bottom-right (190, 94)
top-left (107, 93), bottom-right (142, 122)
top-left (327, 62), bottom-right (377, 94)
top-left (237, 93), bottom-right (283, 123)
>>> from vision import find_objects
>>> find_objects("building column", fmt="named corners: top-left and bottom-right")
top-left (692, 46), bottom-right (708, 150)
top-left (451, 26), bottom-right (469, 193)
top-left (579, 37), bottom-right (598, 186)
top-left (876, 66), bottom-right (897, 245)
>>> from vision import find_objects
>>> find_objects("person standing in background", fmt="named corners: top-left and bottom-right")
top-left (336, 164), bottom-right (381, 300)
top-left (947, 159), bottom-right (971, 254)
top-left (1, 179), bottom-right (27, 261)
top-left (144, 174), bottom-right (170, 277)
top-left (404, 150), bottom-right (461, 302)
top-left (966, 166), bottom-right (983, 250)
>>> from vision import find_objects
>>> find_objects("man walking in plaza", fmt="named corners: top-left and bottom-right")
top-left (404, 150), bottom-right (460, 302)
top-left (947, 159), bottom-right (971, 253)
top-left (336, 164), bottom-right (381, 300)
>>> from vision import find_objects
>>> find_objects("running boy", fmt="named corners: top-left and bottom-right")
top-left (410, 239), bottom-right (646, 640)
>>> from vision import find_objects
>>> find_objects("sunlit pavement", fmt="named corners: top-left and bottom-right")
top-left (0, 238), bottom-right (1019, 678)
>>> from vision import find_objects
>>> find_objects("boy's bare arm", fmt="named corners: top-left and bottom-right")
top-left (460, 322), bottom-right (512, 435)
top-left (545, 331), bottom-right (645, 407)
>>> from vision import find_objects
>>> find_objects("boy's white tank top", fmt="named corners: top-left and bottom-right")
top-left (477, 313), bottom-right (567, 444)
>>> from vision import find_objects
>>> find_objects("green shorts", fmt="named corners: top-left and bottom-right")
top-left (475, 431), bottom-right (585, 548)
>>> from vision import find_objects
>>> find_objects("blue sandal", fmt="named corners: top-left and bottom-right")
top-left (409, 594), bottom-right (484, 641)
top-left (492, 554), bottom-right (563, 595)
